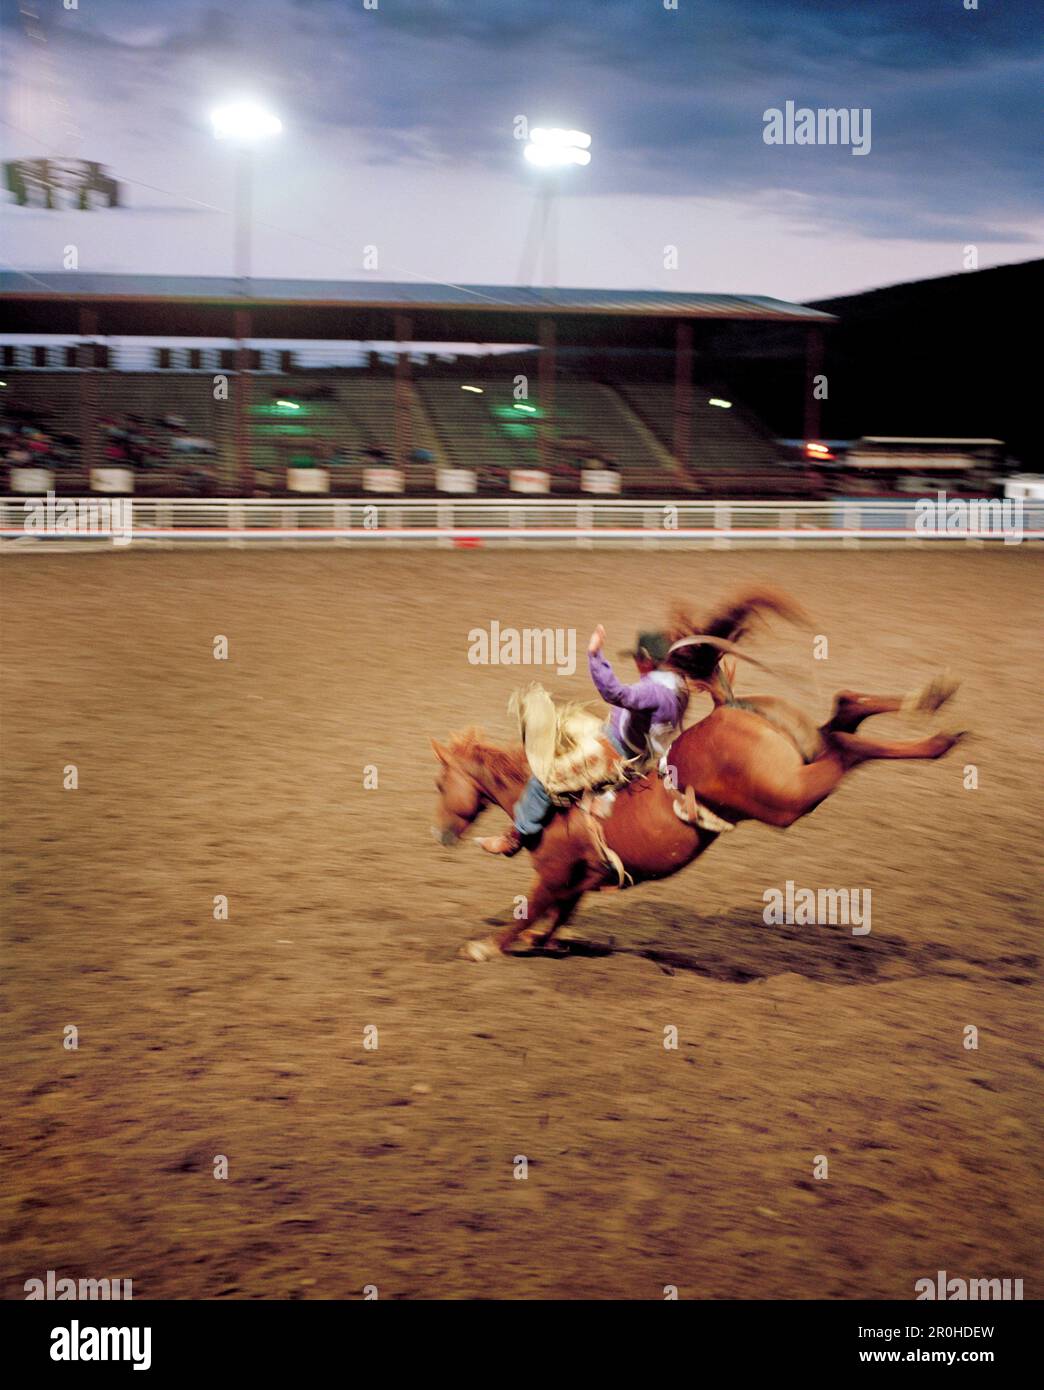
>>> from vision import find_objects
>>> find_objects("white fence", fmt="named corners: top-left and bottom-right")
top-left (3, 496), bottom-right (1041, 548)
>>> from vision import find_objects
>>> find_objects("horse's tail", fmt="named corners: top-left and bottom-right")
top-left (665, 588), bottom-right (809, 683)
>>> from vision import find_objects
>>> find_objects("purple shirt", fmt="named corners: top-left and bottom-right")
top-left (588, 651), bottom-right (688, 758)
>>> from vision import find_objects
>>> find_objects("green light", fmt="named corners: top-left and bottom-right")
top-left (513, 402), bottom-right (537, 414)
top-left (276, 399), bottom-right (300, 410)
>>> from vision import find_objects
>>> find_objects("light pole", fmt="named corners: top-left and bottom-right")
top-left (517, 129), bottom-right (590, 473)
top-left (518, 127), bottom-right (591, 287)
top-left (209, 101), bottom-right (281, 494)
top-left (210, 100), bottom-right (283, 289)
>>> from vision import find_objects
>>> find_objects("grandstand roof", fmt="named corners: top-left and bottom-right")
top-left (0, 271), bottom-right (834, 349)
top-left (0, 272), bottom-right (834, 322)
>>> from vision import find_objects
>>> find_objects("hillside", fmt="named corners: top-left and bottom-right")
top-left (809, 258), bottom-right (1042, 468)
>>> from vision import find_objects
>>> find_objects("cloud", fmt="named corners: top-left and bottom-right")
top-left (1, 0), bottom-right (1039, 287)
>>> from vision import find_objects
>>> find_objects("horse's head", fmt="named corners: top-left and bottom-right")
top-left (430, 738), bottom-right (488, 846)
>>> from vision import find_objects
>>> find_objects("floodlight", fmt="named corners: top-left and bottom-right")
top-left (210, 101), bottom-right (283, 142)
top-left (524, 128), bottom-right (592, 167)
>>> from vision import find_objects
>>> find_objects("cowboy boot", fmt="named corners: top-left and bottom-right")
top-left (476, 827), bottom-right (524, 856)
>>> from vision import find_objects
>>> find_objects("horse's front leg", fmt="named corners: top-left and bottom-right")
top-left (460, 877), bottom-right (559, 961)
top-left (515, 851), bottom-right (607, 952)
top-left (516, 890), bottom-right (585, 954)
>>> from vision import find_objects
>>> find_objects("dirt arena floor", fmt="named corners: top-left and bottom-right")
top-left (2, 546), bottom-right (1041, 1301)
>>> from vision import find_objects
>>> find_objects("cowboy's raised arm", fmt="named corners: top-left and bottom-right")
top-left (587, 646), bottom-right (661, 712)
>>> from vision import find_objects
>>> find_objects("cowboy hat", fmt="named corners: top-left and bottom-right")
top-left (617, 630), bottom-right (671, 665)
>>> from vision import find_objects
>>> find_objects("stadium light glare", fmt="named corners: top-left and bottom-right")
top-left (460, 385), bottom-right (484, 394)
top-left (531, 128), bottom-right (592, 149)
top-left (524, 127), bottom-right (592, 167)
top-left (210, 101), bottom-right (282, 287)
top-left (275, 399), bottom-right (300, 410)
top-left (519, 128), bottom-right (592, 286)
top-left (210, 101), bottom-right (283, 142)
top-left (708, 398), bottom-right (732, 409)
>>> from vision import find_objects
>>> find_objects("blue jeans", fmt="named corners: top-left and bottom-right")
top-left (514, 776), bottom-right (554, 839)
top-left (513, 725), bottom-right (629, 840)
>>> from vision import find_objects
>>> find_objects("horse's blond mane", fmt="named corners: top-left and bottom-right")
top-left (447, 727), bottom-right (528, 787)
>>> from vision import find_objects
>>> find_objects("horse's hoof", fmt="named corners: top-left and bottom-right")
top-left (460, 937), bottom-right (500, 962)
top-left (932, 730), bottom-right (968, 756)
top-left (506, 932), bottom-right (567, 957)
top-left (904, 671), bottom-right (960, 715)
top-left (537, 938), bottom-right (569, 956)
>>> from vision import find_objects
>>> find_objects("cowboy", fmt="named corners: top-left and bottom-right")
top-left (477, 625), bottom-right (689, 856)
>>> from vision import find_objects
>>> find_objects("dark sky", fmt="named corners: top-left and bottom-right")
top-left (2, 0), bottom-right (1040, 300)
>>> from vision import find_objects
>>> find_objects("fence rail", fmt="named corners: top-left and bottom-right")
top-left (3, 497), bottom-right (1041, 548)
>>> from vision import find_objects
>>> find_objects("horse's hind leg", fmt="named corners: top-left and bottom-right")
top-left (730, 750), bottom-right (851, 827)
top-left (730, 729), bottom-right (952, 828)
top-left (823, 676), bottom-right (958, 735)
top-left (829, 728), bottom-right (965, 768)
top-left (821, 691), bottom-right (905, 735)
top-left (742, 726), bottom-right (965, 828)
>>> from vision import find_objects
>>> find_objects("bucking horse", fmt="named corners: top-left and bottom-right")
top-left (430, 589), bottom-right (964, 961)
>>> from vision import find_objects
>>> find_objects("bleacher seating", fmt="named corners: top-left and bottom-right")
top-left (3, 364), bottom-right (810, 496)
top-left (420, 377), bottom-right (695, 489)
top-left (615, 382), bottom-right (793, 493)
top-left (554, 381), bottom-right (691, 489)
top-left (417, 380), bottom-right (534, 482)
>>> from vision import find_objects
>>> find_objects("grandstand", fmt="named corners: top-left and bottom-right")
top-left (0, 272), bottom-right (834, 496)
top-left (612, 382), bottom-right (795, 495)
